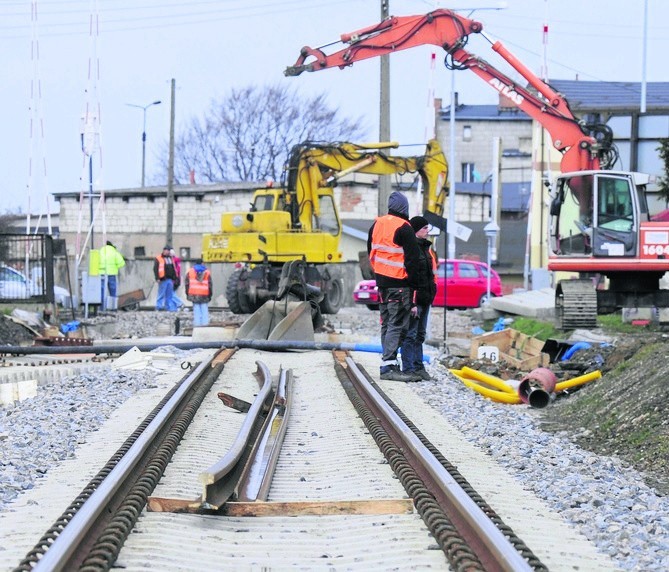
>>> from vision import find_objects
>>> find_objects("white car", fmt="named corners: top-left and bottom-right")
top-left (0, 265), bottom-right (70, 305)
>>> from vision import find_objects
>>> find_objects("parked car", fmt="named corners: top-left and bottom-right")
top-left (352, 259), bottom-right (502, 310)
top-left (434, 259), bottom-right (502, 308)
top-left (352, 279), bottom-right (380, 310)
top-left (0, 264), bottom-right (71, 305)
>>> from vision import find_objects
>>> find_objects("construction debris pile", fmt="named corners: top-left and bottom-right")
top-left (438, 327), bottom-right (635, 409)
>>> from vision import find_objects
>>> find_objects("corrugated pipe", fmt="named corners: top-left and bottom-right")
top-left (450, 369), bottom-right (522, 404)
top-left (555, 370), bottom-right (602, 392)
top-left (460, 366), bottom-right (516, 394)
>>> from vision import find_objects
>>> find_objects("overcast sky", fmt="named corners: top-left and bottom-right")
top-left (1, 0), bottom-right (667, 215)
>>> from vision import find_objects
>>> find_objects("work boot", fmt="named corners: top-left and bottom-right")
top-left (415, 369), bottom-right (432, 381)
top-left (380, 368), bottom-right (419, 382)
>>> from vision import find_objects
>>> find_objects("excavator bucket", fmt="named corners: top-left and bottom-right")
top-left (236, 300), bottom-right (316, 342)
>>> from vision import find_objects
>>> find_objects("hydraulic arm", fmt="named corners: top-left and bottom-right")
top-left (285, 9), bottom-right (616, 174)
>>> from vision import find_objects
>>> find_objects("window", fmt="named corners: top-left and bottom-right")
top-left (462, 125), bottom-right (472, 141)
top-left (134, 246), bottom-right (146, 257)
top-left (597, 176), bottom-right (634, 231)
top-left (315, 195), bottom-right (340, 235)
top-left (461, 163), bottom-right (476, 183)
top-left (437, 262), bottom-right (454, 278)
top-left (179, 247), bottom-right (191, 259)
top-left (253, 194), bottom-right (274, 211)
top-left (458, 263), bottom-right (480, 278)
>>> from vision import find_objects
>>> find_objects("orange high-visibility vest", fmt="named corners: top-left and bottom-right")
top-left (370, 215), bottom-right (408, 280)
top-left (186, 268), bottom-right (210, 296)
top-left (155, 255), bottom-right (168, 278)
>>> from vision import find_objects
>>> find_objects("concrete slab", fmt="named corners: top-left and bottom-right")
top-left (191, 326), bottom-right (237, 342)
top-left (489, 288), bottom-right (556, 319)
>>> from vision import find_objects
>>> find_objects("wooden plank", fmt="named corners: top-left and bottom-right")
top-left (147, 496), bottom-right (201, 513)
top-left (223, 499), bottom-right (415, 517)
top-left (212, 348), bottom-right (236, 366)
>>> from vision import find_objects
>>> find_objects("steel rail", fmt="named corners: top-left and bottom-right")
top-left (345, 356), bottom-right (532, 572)
top-left (198, 361), bottom-right (275, 510)
top-left (32, 358), bottom-right (214, 572)
top-left (236, 367), bottom-right (293, 501)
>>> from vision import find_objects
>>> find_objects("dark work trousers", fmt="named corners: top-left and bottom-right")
top-left (401, 304), bottom-right (430, 372)
top-left (379, 286), bottom-right (412, 373)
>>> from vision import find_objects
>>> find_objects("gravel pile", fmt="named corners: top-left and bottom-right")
top-left (0, 346), bottom-right (200, 508)
top-left (0, 307), bottom-right (667, 570)
top-left (414, 368), bottom-right (669, 571)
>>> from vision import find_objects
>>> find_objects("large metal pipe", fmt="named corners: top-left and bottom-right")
top-left (518, 367), bottom-right (557, 408)
top-left (0, 339), bottom-right (385, 356)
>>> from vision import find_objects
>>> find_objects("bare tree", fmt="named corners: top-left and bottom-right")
top-left (657, 138), bottom-right (669, 206)
top-left (155, 84), bottom-right (367, 185)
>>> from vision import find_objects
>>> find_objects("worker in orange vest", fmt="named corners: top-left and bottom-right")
top-left (154, 245), bottom-right (178, 311)
top-left (185, 259), bottom-right (213, 326)
top-left (367, 191), bottom-right (421, 382)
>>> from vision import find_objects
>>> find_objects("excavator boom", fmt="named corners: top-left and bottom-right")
top-left (286, 9), bottom-right (613, 174)
top-left (285, 139), bottom-right (448, 231)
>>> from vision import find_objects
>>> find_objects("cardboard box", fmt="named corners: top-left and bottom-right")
top-left (470, 328), bottom-right (549, 369)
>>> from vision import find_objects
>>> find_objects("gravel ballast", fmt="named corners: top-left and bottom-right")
top-left (0, 308), bottom-right (667, 571)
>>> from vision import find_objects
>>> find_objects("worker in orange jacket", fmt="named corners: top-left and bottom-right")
top-left (185, 259), bottom-right (212, 326)
top-left (367, 191), bottom-right (421, 382)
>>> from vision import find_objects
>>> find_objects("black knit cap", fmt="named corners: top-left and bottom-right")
top-left (410, 215), bottom-right (429, 232)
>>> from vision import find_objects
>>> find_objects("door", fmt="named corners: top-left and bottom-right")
top-left (455, 261), bottom-right (487, 306)
top-left (592, 175), bottom-right (637, 257)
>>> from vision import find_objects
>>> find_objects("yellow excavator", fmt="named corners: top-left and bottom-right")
top-left (202, 139), bottom-right (448, 335)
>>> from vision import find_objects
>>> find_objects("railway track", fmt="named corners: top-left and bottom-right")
top-left (1, 347), bottom-right (617, 571)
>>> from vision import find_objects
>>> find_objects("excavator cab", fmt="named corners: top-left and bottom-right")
top-left (551, 171), bottom-right (643, 258)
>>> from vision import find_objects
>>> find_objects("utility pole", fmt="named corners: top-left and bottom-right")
top-left (378, 0), bottom-right (391, 214)
top-left (166, 79), bottom-right (176, 247)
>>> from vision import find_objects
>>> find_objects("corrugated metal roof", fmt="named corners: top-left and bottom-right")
top-left (545, 80), bottom-right (669, 112)
top-left (439, 104), bottom-right (530, 121)
top-left (439, 82), bottom-right (669, 116)
top-left (53, 181), bottom-right (262, 199)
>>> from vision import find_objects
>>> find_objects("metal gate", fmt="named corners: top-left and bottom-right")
top-left (0, 233), bottom-right (54, 304)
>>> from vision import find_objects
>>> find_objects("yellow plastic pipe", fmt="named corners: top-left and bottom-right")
top-left (449, 368), bottom-right (467, 380)
top-left (460, 366), bottom-right (516, 394)
top-left (555, 370), bottom-right (602, 392)
top-left (461, 378), bottom-right (522, 404)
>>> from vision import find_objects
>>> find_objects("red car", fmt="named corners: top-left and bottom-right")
top-left (352, 279), bottom-right (380, 309)
top-left (433, 259), bottom-right (502, 308)
top-left (352, 259), bottom-right (502, 310)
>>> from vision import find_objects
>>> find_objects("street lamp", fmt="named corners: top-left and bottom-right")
top-left (126, 100), bottom-right (161, 187)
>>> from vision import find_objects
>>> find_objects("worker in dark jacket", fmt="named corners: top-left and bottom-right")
top-left (401, 216), bottom-right (437, 380)
top-left (367, 191), bottom-right (421, 382)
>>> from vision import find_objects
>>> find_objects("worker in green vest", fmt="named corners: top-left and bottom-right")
top-left (98, 241), bottom-right (125, 310)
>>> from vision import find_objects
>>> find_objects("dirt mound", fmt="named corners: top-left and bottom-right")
top-left (541, 334), bottom-right (669, 494)
top-left (0, 315), bottom-right (37, 346)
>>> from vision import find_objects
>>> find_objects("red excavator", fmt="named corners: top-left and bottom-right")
top-left (285, 9), bottom-right (669, 329)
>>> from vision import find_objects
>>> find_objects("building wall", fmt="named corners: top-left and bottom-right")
top-left (436, 115), bottom-right (532, 184)
top-left (57, 189), bottom-right (257, 261)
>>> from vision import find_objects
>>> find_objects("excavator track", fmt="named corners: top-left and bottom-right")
top-left (556, 279), bottom-right (598, 329)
